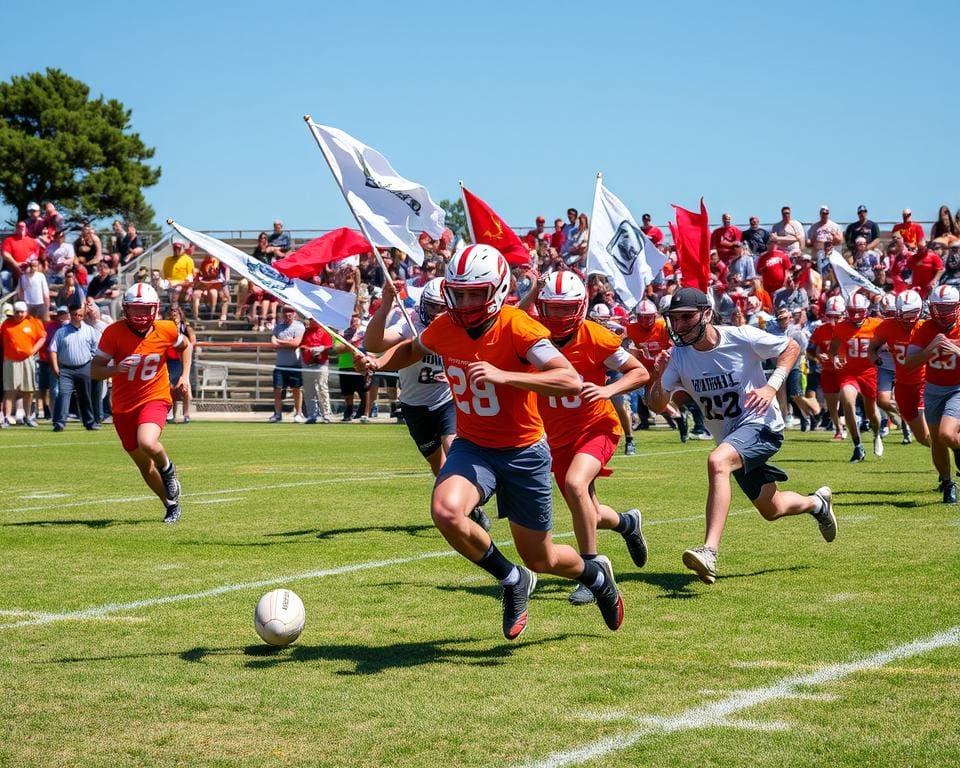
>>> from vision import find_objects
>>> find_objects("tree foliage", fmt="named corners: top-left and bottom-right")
top-left (0, 68), bottom-right (161, 228)
top-left (438, 197), bottom-right (470, 243)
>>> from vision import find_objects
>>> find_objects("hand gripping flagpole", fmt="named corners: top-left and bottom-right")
top-left (165, 217), bottom-right (363, 356)
top-left (303, 115), bottom-right (420, 343)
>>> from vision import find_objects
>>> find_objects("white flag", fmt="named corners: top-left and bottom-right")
top-left (306, 121), bottom-right (444, 266)
top-left (586, 178), bottom-right (666, 310)
top-left (828, 250), bottom-right (883, 300)
top-left (169, 222), bottom-right (357, 331)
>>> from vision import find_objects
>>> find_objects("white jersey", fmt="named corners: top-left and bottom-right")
top-left (660, 325), bottom-right (790, 443)
top-left (387, 312), bottom-right (452, 410)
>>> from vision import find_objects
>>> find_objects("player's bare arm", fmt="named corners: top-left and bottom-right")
top-left (644, 349), bottom-right (673, 413)
top-left (745, 339), bottom-right (799, 415)
top-left (363, 280), bottom-right (405, 353)
top-left (359, 338), bottom-right (427, 374)
top-left (467, 345), bottom-right (579, 396)
top-left (581, 356), bottom-right (649, 403)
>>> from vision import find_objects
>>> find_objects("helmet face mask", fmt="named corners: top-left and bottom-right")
top-left (122, 283), bottom-right (160, 333)
top-left (417, 277), bottom-right (446, 326)
top-left (846, 293), bottom-right (870, 326)
top-left (666, 308), bottom-right (710, 346)
top-left (442, 245), bottom-right (509, 328)
top-left (879, 293), bottom-right (898, 320)
top-left (535, 271), bottom-right (587, 339)
top-left (636, 299), bottom-right (658, 331)
top-left (928, 285), bottom-right (960, 329)
top-left (895, 289), bottom-right (923, 326)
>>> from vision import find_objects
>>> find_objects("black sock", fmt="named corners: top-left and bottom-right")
top-left (475, 542), bottom-right (515, 582)
top-left (625, 436), bottom-right (635, 445)
top-left (612, 513), bottom-right (636, 535)
top-left (159, 460), bottom-right (173, 476)
top-left (579, 558), bottom-right (605, 589)
top-left (580, 552), bottom-right (597, 561)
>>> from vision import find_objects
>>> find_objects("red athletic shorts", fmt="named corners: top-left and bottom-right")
top-left (550, 431), bottom-right (619, 489)
top-left (838, 367), bottom-right (878, 401)
top-left (895, 380), bottom-right (925, 422)
top-left (112, 400), bottom-right (170, 452)
top-left (820, 369), bottom-right (840, 395)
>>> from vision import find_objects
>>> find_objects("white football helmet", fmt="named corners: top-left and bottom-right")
top-left (846, 291), bottom-right (871, 325)
top-left (536, 271), bottom-right (587, 338)
top-left (895, 289), bottom-right (923, 325)
top-left (122, 283), bottom-right (160, 332)
top-left (824, 295), bottom-right (846, 322)
top-left (928, 284), bottom-right (960, 329)
top-left (635, 299), bottom-right (659, 331)
top-left (745, 295), bottom-right (762, 316)
top-left (442, 244), bottom-right (510, 328)
top-left (417, 277), bottom-right (446, 326)
top-left (879, 292), bottom-right (898, 320)
top-left (589, 303), bottom-right (612, 321)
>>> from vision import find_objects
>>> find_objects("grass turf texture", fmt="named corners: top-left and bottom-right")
top-left (0, 423), bottom-right (958, 767)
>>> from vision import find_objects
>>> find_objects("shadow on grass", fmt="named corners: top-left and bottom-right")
top-left (839, 498), bottom-right (930, 509)
top-left (1, 518), bottom-right (154, 529)
top-left (264, 523), bottom-right (437, 541)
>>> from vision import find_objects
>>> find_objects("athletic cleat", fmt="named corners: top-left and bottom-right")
top-left (620, 509), bottom-right (648, 568)
top-left (502, 566), bottom-right (537, 640)
top-left (682, 545), bottom-right (717, 585)
top-left (160, 462), bottom-right (180, 504)
top-left (813, 486), bottom-right (836, 542)
top-left (468, 506), bottom-right (492, 532)
top-left (873, 434), bottom-right (884, 457)
top-left (589, 555), bottom-right (624, 630)
top-left (849, 445), bottom-right (866, 463)
top-left (624, 440), bottom-right (637, 456)
top-left (568, 582), bottom-right (595, 606)
top-left (163, 502), bottom-right (181, 524)
top-left (943, 481), bottom-right (958, 505)
top-left (691, 428), bottom-right (711, 440)
top-left (678, 412), bottom-right (690, 443)
top-left (902, 431), bottom-right (913, 445)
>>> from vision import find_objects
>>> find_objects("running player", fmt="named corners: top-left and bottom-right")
top-left (91, 284), bottom-right (191, 523)
top-left (363, 277), bottom-right (490, 530)
top-left (873, 292), bottom-right (905, 441)
top-left (868, 289), bottom-right (927, 448)
top-left (362, 245), bottom-right (624, 638)
top-left (905, 284), bottom-right (960, 503)
top-left (808, 296), bottom-right (846, 439)
top-left (829, 291), bottom-right (883, 462)
top-left (647, 288), bottom-right (837, 585)
top-left (535, 271), bottom-right (650, 605)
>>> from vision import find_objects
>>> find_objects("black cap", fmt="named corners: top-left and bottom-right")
top-left (669, 287), bottom-right (711, 311)
top-left (857, 205), bottom-right (867, 213)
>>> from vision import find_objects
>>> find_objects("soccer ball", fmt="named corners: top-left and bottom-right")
top-left (254, 588), bottom-right (306, 646)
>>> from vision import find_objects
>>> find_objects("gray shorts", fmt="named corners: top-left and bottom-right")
top-left (2, 357), bottom-right (37, 393)
top-left (877, 366), bottom-right (895, 394)
top-left (923, 382), bottom-right (960, 426)
top-left (722, 422), bottom-right (788, 501)
top-left (437, 436), bottom-right (553, 531)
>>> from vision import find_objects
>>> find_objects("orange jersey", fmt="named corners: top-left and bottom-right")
top-left (626, 317), bottom-right (671, 369)
top-left (420, 306), bottom-right (550, 449)
top-left (0, 316), bottom-right (46, 361)
top-left (538, 320), bottom-right (624, 448)
top-left (97, 320), bottom-right (182, 413)
top-left (809, 323), bottom-right (837, 372)
top-left (874, 318), bottom-right (926, 385)
top-left (832, 317), bottom-right (882, 375)
top-left (909, 320), bottom-right (960, 387)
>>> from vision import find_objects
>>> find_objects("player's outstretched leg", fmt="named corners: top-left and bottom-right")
top-left (128, 421), bottom-right (181, 523)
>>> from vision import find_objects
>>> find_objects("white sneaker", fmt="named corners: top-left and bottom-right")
top-left (873, 434), bottom-right (884, 457)
top-left (292, 413), bottom-right (307, 424)
top-left (813, 486), bottom-right (837, 542)
top-left (785, 414), bottom-right (795, 428)
top-left (359, 415), bottom-right (369, 423)
top-left (682, 546), bottom-right (718, 585)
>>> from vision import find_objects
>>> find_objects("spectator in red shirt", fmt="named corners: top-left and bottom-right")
top-left (640, 213), bottom-right (664, 247)
top-left (709, 213), bottom-right (742, 262)
top-left (708, 249), bottom-right (728, 289)
top-left (2, 221), bottom-right (42, 293)
top-left (300, 317), bottom-right (334, 423)
top-left (892, 209), bottom-right (926, 251)
top-left (524, 216), bottom-right (548, 250)
top-left (907, 244), bottom-right (944, 297)
top-left (757, 239), bottom-right (792, 293)
top-left (549, 218), bottom-right (565, 252)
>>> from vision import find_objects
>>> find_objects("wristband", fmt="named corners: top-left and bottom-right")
top-left (767, 366), bottom-right (788, 391)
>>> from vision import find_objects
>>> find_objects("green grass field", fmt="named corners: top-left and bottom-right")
top-left (1, 422), bottom-right (958, 767)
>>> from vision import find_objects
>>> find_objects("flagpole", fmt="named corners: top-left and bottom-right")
top-left (458, 181), bottom-right (476, 244)
top-left (303, 115), bottom-right (420, 342)
top-left (586, 171), bottom-right (604, 278)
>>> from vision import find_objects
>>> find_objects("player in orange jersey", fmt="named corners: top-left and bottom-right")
top-left (808, 296), bottom-right (846, 439)
top-left (829, 291), bottom-right (883, 462)
top-left (534, 271), bottom-right (650, 606)
top-left (91, 284), bottom-right (192, 523)
top-left (868, 289), bottom-right (928, 448)
top-left (360, 245), bottom-right (624, 639)
top-left (626, 299), bottom-right (690, 440)
top-left (905, 284), bottom-right (960, 503)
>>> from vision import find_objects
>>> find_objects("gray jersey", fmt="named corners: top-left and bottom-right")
top-left (660, 325), bottom-right (790, 442)
top-left (387, 312), bottom-right (452, 410)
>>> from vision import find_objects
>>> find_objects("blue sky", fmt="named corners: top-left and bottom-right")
top-left (3, 0), bottom-right (959, 233)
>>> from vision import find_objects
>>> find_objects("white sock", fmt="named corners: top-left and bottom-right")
top-left (500, 567), bottom-right (520, 586)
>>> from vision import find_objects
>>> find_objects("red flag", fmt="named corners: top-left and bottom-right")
top-left (461, 185), bottom-right (532, 267)
top-left (272, 228), bottom-right (371, 279)
top-left (669, 198), bottom-right (710, 292)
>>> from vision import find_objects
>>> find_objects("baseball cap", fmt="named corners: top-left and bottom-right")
top-left (857, 205), bottom-right (868, 213)
top-left (668, 287), bottom-right (711, 312)
top-left (26, 202), bottom-right (40, 212)
top-left (56, 305), bottom-right (69, 316)
top-left (536, 216), bottom-right (545, 224)
top-left (819, 205), bottom-right (830, 213)
top-left (13, 300), bottom-right (28, 312)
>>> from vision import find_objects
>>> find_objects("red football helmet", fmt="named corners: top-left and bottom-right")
top-left (442, 244), bottom-right (510, 328)
top-left (535, 270), bottom-right (587, 339)
top-left (928, 284), bottom-right (960, 329)
top-left (846, 291), bottom-right (871, 325)
top-left (635, 299), bottom-right (658, 331)
top-left (895, 289), bottom-right (923, 326)
top-left (122, 283), bottom-right (160, 333)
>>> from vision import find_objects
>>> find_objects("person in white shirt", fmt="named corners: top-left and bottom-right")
top-left (16, 258), bottom-right (50, 320)
top-left (647, 287), bottom-right (837, 585)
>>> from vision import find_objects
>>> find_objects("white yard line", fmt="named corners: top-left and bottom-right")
top-left (0, 510), bottom-right (721, 630)
top-left (516, 626), bottom-right (960, 768)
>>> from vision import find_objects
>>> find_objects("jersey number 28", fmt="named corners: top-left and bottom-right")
top-left (446, 365), bottom-right (500, 416)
